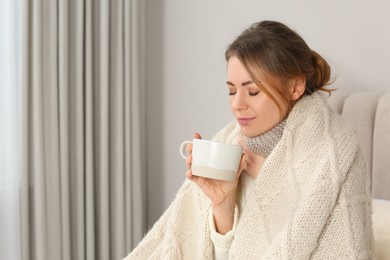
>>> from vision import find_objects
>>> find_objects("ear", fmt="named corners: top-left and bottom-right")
top-left (290, 76), bottom-right (306, 101)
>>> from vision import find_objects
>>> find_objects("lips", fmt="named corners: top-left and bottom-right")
top-left (237, 117), bottom-right (254, 126)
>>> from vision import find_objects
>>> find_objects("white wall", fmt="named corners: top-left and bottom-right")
top-left (145, 0), bottom-right (390, 226)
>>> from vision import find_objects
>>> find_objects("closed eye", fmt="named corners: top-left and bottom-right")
top-left (228, 86), bottom-right (237, 96)
top-left (228, 90), bottom-right (259, 96)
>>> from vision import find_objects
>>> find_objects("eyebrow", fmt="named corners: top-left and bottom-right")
top-left (226, 80), bottom-right (254, 87)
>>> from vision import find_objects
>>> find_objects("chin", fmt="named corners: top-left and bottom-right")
top-left (239, 127), bottom-right (260, 138)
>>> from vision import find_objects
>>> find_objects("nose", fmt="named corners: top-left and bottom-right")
top-left (231, 90), bottom-right (248, 110)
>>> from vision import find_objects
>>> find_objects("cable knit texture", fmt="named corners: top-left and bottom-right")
top-left (125, 92), bottom-right (375, 260)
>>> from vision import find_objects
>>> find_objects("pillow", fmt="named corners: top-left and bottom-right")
top-left (372, 199), bottom-right (390, 260)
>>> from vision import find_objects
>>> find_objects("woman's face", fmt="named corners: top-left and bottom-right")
top-left (227, 56), bottom-right (286, 137)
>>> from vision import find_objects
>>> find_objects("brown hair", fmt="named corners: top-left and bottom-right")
top-left (225, 20), bottom-right (333, 114)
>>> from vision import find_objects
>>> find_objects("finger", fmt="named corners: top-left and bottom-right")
top-left (186, 169), bottom-right (193, 179)
top-left (188, 132), bottom-right (202, 154)
top-left (237, 153), bottom-right (247, 179)
top-left (238, 137), bottom-right (247, 150)
top-left (194, 132), bottom-right (202, 139)
top-left (186, 170), bottom-right (200, 184)
top-left (187, 142), bottom-right (193, 154)
top-left (186, 154), bottom-right (192, 169)
top-left (186, 170), bottom-right (207, 188)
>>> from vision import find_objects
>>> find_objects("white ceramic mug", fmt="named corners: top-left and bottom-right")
top-left (179, 139), bottom-right (243, 181)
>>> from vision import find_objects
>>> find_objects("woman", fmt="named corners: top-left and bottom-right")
top-left (125, 20), bottom-right (375, 259)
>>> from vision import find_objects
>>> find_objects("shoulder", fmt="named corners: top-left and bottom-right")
top-left (285, 92), bottom-right (359, 166)
top-left (287, 92), bottom-right (358, 141)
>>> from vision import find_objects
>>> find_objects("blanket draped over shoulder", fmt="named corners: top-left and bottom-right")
top-left (126, 92), bottom-right (375, 259)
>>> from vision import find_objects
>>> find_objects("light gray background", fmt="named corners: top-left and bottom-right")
top-left (145, 0), bottom-right (390, 227)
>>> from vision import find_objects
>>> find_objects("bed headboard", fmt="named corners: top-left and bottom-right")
top-left (326, 92), bottom-right (390, 200)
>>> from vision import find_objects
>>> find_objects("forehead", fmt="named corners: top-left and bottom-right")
top-left (227, 57), bottom-right (252, 79)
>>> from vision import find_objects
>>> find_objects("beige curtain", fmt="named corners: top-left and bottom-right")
top-left (20, 1), bottom-right (145, 260)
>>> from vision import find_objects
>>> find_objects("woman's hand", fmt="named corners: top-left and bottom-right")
top-left (185, 133), bottom-right (246, 234)
top-left (237, 137), bottom-right (265, 179)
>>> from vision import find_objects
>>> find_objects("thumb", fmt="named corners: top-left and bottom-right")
top-left (238, 136), bottom-right (247, 149)
top-left (237, 152), bottom-right (247, 179)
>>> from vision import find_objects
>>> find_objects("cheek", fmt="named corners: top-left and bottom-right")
top-left (229, 98), bottom-right (233, 110)
top-left (254, 100), bottom-right (281, 123)
top-left (270, 102), bottom-right (281, 118)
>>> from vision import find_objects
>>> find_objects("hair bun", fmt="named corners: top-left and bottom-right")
top-left (310, 50), bottom-right (332, 93)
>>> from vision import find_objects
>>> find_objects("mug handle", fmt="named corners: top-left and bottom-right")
top-left (179, 140), bottom-right (193, 159)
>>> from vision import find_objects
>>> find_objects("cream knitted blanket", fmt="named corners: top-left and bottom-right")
top-left (126, 92), bottom-right (375, 259)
